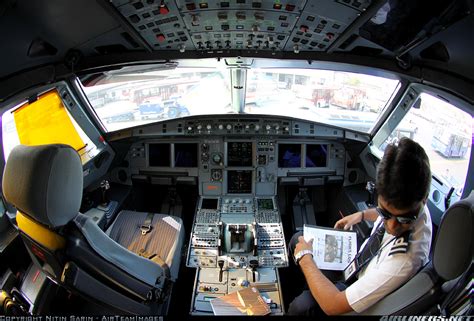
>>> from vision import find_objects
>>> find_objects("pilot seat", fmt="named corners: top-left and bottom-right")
top-left (2, 144), bottom-right (185, 314)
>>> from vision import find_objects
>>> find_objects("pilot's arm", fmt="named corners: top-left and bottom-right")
top-left (334, 208), bottom-right (379, 230)
top-left (295, 237), bottom-right (353, 315)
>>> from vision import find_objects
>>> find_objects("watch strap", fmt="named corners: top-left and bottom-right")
top-left (295, 249), bottom-right (313, 265)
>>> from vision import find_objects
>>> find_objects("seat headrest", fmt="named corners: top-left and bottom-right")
top-left (433, 190), bottom-right (474, 280)
top-left (2, 144), bottom-right (83, 228)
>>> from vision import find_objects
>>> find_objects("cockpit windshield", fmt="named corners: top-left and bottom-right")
top-left (81, 59), bottom-right (400, 133)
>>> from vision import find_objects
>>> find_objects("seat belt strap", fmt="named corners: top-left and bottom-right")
top-left (140, 213), bottom-right (154, 235)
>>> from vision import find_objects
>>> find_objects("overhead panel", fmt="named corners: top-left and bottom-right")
top-left (113, 0), bottom-right (194, 51)
top-left (110, 0), bottom-right (374, 52)
top-left (178, 0), bottom-right (305, 52)
top-left (289, 0), bottom-right (368, 52)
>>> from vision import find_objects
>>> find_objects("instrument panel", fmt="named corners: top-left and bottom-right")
top-left (127, 116), bottom-right (348, 197)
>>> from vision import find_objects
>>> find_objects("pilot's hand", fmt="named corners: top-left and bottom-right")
top-left (295, 236), bottom-right (313, 254)
top-left (334, 212), bottom-right (363, 230)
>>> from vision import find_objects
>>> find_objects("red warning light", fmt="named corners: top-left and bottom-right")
top-left (156, 34), bottom-right (166, 42)
top-left (273, 3), bottom-right (282, 9)
top-left (285, 4), bottom-right (295, 11)
top-left (159, 5), bottom-right (169, 14)
top-left (300, 25), bottom-right (309, 33)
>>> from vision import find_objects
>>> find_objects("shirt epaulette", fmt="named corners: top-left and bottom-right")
top-left (389, 230), bottom-right (411, 256)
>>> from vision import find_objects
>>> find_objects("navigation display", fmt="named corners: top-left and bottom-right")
top-left (174, 143), bottom-right (198, 167)
top-left (227, 170), bottom-right (252, 194)
top-left (278, 144), bottom-right (301, 168)
top-left (306, 144), bottom-right (328, 167)
top-left (257, 199), bottom-right (274, 210)
top-left (201, 198), bottom-right (219, 210)
top-left (149, 143), bottom-right (170, 167)
top-left (227, 142), bottom-right (253, 167)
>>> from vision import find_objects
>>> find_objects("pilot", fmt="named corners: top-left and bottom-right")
top-left (288, 137), bottom-right (432, 315)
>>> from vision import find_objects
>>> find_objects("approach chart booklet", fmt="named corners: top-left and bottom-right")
top-left (303, 224), bottom-right (357, 271)
top-left (210, 287), bottom-right (271, 316)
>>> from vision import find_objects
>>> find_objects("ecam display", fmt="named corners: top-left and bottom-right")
top-left (278, 144), bottom-right (328, 168)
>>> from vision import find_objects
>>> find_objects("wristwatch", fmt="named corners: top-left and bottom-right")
top-left (294, 250), bottom-right (313, 265)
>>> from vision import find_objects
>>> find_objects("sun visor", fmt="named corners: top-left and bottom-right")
top-left (13, 90), bottom-right (86, 152)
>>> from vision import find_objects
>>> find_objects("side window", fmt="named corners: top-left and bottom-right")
top-left (380, 93), bottom-right (472, 196)
top-left (2, 89), bottom-right (99, 163)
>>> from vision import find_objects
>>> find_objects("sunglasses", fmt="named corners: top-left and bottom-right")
top-left (376, 206), bottom-right (421, 224)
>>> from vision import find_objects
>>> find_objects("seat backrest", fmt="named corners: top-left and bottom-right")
top-left (2, 144), bottom-right (168, 313)
top-left (2, 144), bottom-right (83, 279)
top-left (358, 190), bottom-right (474, 315)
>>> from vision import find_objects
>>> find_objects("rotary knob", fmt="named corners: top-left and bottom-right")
top-left (226, 124), bottom-right (232, 130)
top-left (197, 124), bottom-right (203, 130)
top-left (218, 124), bottom-right (224, 130)
top-left (255, 125), bottom-right (260, 131)
top-left (212, 153), bottom-right (222, 164)
top-left (206, 124), bottom-right (212, 130)
top-left (266, 125), bottom-right (271, 130)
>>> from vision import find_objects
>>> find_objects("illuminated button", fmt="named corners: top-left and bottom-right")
top-left (266, 125), bottom-right (271, 130)
top-left (326, 32), bottom-right (335, 40)
top-left (159, 5), bottom-right (169, 14)
top-left (255, 125), bottom-right (260, 130)
top-left (156, 34), bottom-right (166, 42)
top-left (273, 3), bottom-right (282, 9)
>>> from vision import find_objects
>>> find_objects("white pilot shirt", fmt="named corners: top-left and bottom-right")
top-left (345, 205), bottom-right (432, 313)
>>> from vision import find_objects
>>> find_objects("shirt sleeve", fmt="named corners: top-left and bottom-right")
top-left (344, 253), bottom-right (418, 313)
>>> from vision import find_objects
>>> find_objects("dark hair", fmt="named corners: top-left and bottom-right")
top-left (376, 137), bottom-right (431, 209)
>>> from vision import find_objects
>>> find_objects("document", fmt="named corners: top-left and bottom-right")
top-left (210, 287), bottom-right (271, 316)
top-left (303, 224), bottom-right (357, 271)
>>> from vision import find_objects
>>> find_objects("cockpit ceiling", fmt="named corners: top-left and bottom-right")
top-left (0, 0), bottom-right (473, 103)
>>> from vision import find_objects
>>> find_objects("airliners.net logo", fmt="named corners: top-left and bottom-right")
top-left (380, 316), bottom-right (472, 321)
